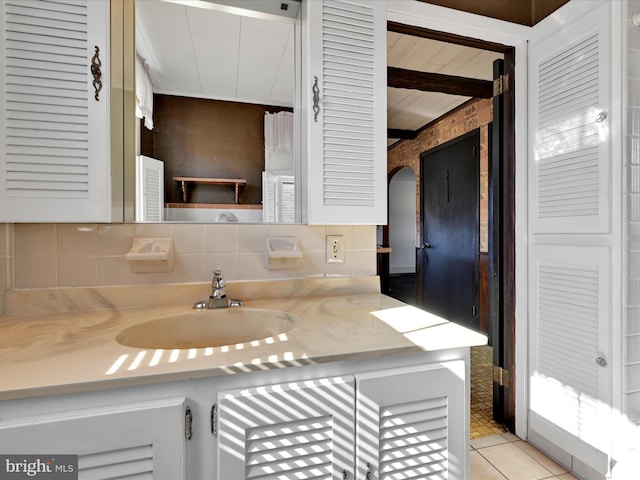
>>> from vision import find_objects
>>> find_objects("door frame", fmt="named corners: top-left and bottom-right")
top-left (386, 16), bottom-right (520, 432)
top-left (387, 0), bottom-right (530, 439)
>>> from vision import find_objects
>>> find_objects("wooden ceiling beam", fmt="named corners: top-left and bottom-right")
top-left (388, 128), bottom-right (418, 139)
top-left (388, 66), bottom-right (493, 98)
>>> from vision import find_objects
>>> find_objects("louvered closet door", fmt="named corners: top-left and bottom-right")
top-left (356, 361), bottom-right (467, 480)
top-left (217, 376), bottom-right (355, 480)
top-left (528, 1), bottom-right (613, 475)
top-left (0, 0), bottom-right (111, 222)
top-left (304, 0), bottom-right (386, 225)
top-left (0, 397), bottom-right (187, 479)
top-left (136, 155), bottom-right (163, 222)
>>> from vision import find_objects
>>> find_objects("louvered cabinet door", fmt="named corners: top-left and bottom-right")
top-left (0, 0), bottom-right (111, 222)
top-left (0, 397), bottom-right (187, 479)
top-left (135, 155), bottom-right (164, 222)
top-left (527, 1), bottom-right (614, 476)
top-left (528, 1), bottom-right (611, 234)
top-left (529, 245), bottom-right (611, 474)
top-left (303, 0), bottom-right (386, 225)
top-left (217, 376), bottom-right (355, 480)
top-left (355, 361), bottom-right (467, 480)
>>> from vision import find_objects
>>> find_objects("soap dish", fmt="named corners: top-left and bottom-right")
top-left (126, 237), bottom-right (174, 272)
top-left (264, 236), bottom-right (302, 270)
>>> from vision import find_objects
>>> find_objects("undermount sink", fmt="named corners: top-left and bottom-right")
top-left (116, 308), bottom-right (298, 350)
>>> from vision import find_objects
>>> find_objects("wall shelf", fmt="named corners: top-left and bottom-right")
top-left (173, 176), bottom-right (247, 204)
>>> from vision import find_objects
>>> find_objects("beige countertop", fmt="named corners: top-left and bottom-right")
top-left (0, 276), bottom-right (487, 400)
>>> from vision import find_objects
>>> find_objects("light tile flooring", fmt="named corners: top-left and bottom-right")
top-left (471, 433), bottom-right (578, 480)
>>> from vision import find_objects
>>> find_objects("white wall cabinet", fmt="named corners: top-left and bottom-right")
top-left (301, 0), bottom-right (387, 225)
top-left (0, 0), bottom-right (388, 225)
top-left (0, 397), bottom-right (188, 479)
top-left (0, 0), bottom-right (112, 222)
top-left (217, 361), bottom-right (467, 479)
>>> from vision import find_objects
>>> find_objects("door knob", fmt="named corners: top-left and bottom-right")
top-left (422, 243), bottom-right (431, 249)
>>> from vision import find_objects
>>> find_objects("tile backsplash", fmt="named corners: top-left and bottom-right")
top-left (7, 223), bottom-right (376, 291)
top-left (0, 224), bottom-right (8, 313)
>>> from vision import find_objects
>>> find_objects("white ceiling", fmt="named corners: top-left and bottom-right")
top-left (136, 0), bottom-right (502, 140)
top-left (136, 0), bottom-right (295, 107)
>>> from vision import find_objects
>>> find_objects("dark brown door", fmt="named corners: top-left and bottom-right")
top-left (419, 129), bottom-right (480, 331)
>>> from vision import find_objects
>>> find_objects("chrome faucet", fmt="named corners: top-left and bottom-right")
top-left (194, 268), bottom-right (244, 309)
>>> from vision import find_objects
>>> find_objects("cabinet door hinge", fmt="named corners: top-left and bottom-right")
top-left (185, 407), bottom-right (193, 440)
top-left (493, 365), bottom-right (510, 387)
top-left (211, 403), bottom-right (218, 437)
top-left (493, 74), bottom-right (510, 96)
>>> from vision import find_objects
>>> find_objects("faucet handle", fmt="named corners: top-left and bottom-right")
top-left (212, 268), bottom-right (225, 287)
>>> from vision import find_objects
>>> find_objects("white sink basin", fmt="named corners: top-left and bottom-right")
top-left (116, 308), bottom-right (298, 349)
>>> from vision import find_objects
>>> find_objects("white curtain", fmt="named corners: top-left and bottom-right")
top-left (135, 54), bottom-right (154, 130)
top-left (264, 111), bottom-right (293, 152)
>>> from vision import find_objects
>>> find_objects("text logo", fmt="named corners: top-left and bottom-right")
top-left (0, 455), bottom-right (77, 480)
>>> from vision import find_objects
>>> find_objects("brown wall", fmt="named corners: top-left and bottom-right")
top-left (140, 95), bottom-right (291, 205)
top-left (387, 98), bottom-right (492, 252)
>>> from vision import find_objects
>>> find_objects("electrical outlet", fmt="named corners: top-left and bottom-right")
top-left (326, 235), bottom-right (344, 263)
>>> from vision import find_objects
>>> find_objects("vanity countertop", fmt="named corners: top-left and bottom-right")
top-left (0, 276), bottom-right (487, 400)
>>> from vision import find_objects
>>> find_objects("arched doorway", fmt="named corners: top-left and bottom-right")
top-left (387, 166), bottom-right (417, 305)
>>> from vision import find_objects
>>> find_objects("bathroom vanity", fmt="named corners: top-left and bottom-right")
top-left (0, 277), bottom-right (486, 479)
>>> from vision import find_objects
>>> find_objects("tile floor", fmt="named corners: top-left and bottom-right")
top-left (383, 283), bottom-right (576, 478)
top-left (470, 345), bottom-right (508, 439)
top-left (469, 348), bottom-right (580, 479)
top-left (471, 433), bottom-right (578, 480)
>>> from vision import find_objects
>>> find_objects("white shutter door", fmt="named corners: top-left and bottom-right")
top-left (528, 1), bottom-right (610, 234)
top-left (356, 361), bottom-right (467, 480)
top-left (0, 0), bottom-right (111, 222)
top-left (0, 397), bottom-right (187, 479)
top-left (529, 245), bottom-right (611, 473)
top-left (262, 171), bottom-right (277, 222)
top-left (528, 1), bottom-right (613, 475)
top-left (136, 155), bottom-right (164, 222)
top-left (304, 0), bottom-right (386, 225)
top-left (217, 376), bottom-right (355, 479)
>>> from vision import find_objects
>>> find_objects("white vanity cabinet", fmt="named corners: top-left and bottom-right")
top-left (0, 352), bottom-right (471, 479)
top-left (0, 0), bottom-right (112, 223)
top-left (301, 0), bottom-right (387, 225)
top-left (0, 397), bottom-right (188, 479)
top-left (216, 361), bottom-right (468, 480)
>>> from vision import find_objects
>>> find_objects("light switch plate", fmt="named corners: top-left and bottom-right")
top-left (326, 235), bottom-right (344, 263)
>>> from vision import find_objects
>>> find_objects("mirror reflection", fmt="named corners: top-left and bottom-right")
top-left (134, 0), bottom-right (299, 223)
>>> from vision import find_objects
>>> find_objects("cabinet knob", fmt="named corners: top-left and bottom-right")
top-left (422, 242), bottom-right (431, 249)
top-left (595, 356), bottom-right (607, 367)
top-left (595, 111), bottom-right (607, 123)
top-left (365, 463), bottom-right (372, 480)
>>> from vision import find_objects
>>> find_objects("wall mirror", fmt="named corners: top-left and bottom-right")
top-left (134, 0), bottom-right (300, 223)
